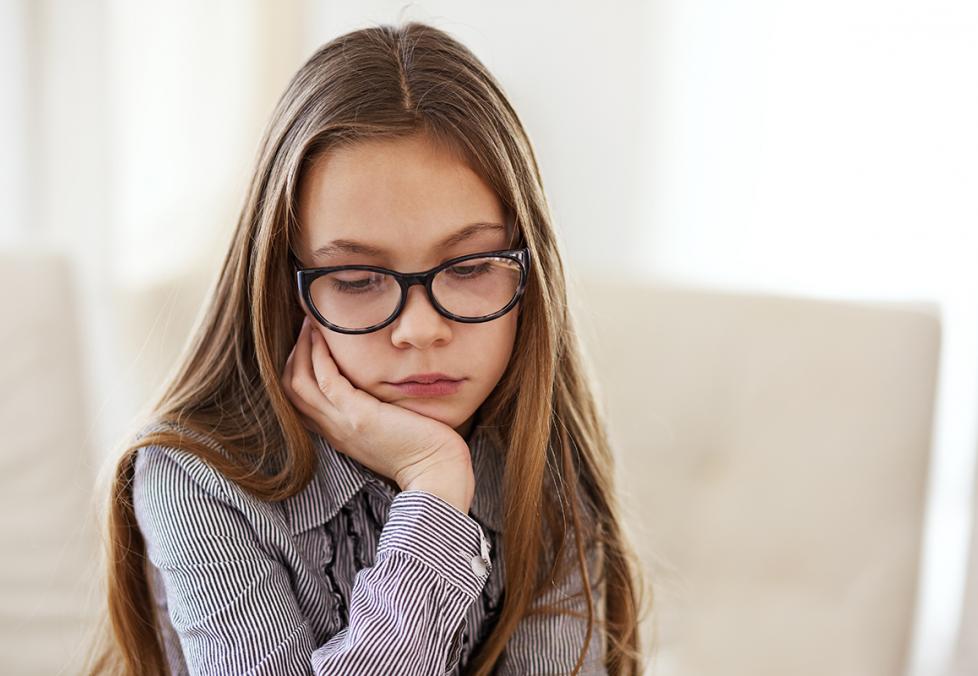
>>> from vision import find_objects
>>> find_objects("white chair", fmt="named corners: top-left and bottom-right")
top-left (0, 247), bottom-right (101, 673)
top-left (571, 274), bottom-right (940, 675)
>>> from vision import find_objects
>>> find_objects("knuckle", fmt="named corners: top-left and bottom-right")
top-left (348, 400), bottom-right (377, 435)
top-left (316, 377), bottom-right (332, 397)
top-left (347, 411), bottom-right (367, 435)
top-left (289, 374), bottom-right (304, 397)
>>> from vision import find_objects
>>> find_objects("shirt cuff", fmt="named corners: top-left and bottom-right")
top-left (378, 489), bottom-right (493, 600)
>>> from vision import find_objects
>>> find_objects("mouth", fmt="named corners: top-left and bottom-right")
top-left (387, 378), bottom-right (465, 397)
top-left (390, 372), bottom-right (462, 385)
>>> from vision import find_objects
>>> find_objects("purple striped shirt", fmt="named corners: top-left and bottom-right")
top-left (132, 420), bottom-right (606, 674)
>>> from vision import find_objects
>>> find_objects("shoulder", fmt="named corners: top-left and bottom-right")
top-left (130, 427), bottom-right (303, 583)
top-left (129, 421), bottom-right (284, 552)
top-left (131, 421), bottom-right (236, 505)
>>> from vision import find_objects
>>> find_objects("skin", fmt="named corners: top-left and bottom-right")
top-left (280, 131), bottom-right (520, 512)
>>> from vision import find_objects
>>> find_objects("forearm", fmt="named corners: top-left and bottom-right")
top-left (311, 490), bottom-right (492, 674)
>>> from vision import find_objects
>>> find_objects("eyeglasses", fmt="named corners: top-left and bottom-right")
top-left (291, 247), bottom-right (531, 334)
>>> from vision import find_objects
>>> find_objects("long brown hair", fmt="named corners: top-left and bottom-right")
top-left (84, 20), bottom-right (652, 675)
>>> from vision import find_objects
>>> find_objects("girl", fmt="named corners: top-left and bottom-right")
top-left (86, 20), bottom-right (649, 676)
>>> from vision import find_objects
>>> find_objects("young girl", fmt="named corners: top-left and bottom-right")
top-left (86, 20), bottom-right (649, 676)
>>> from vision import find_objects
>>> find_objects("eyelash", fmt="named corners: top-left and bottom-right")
top-left (329, 262), bottom-right (492, 294)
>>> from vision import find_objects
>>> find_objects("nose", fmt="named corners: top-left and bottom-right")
top-left (389, 284), bottom-right (452, 349)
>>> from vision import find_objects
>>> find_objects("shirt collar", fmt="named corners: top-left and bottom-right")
top-left (285, 424), bottom-right (505, 535)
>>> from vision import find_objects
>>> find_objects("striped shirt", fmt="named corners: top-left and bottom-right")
top-left (132, 420), bottom-right (606, 675)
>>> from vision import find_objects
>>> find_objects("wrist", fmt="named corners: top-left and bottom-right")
top-left (401, 455), bottom-right (475, 515)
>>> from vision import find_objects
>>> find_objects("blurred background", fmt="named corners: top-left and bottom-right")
top-left (1, 1), bottom-right (976, 674)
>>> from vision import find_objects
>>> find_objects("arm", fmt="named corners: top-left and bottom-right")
top-left (133, 444), bottom-right (492, 676)
top-left (495, 522), bottom-right (607, 675)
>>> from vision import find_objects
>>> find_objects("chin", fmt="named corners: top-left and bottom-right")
top-left (391, 398), bottom-right (463, 427)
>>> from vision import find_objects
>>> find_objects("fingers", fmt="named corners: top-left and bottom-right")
top-left (282, 315), bottom-right (366, 445)
top-left (308, 322), bottom-right (355, 407)
top-left (281, 316), bottom-right (326, 420)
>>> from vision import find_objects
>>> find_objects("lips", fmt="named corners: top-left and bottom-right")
top-left (391, 372), bottom-right (461, 385)
top-left (389, 379), bottom-right (464, 397)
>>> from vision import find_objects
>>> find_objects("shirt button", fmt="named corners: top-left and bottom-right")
top-left (470, 555), bottom-right (487, 576)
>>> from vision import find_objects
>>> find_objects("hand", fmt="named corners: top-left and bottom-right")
top-left (280, 315), bottom-right (474, 508)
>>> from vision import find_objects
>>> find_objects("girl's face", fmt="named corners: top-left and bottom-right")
top-left (295, 132), bottom-right (519, 440)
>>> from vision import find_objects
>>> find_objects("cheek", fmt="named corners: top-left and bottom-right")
top-left (320, 330), bottom-right (376, 389)
top-left (475, 314), bottom-right (518, 378)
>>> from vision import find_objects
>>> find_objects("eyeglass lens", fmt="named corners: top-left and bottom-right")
top-left (308, 255), bottom-right (522, 331)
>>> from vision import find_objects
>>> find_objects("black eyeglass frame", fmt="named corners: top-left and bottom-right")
top-left (291, 247), bottom-right (531, 335)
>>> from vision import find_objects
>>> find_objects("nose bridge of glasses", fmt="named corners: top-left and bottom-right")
top-left (398, 272), bottom-right (438, 309)
top-left (399, 271), bottom-right (432, 288)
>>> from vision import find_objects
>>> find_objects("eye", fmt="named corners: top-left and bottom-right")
top-left (329, 271), bottom-right (388, 294)
top-left (446, 262), bottom-right (492, 278)
top-left (332, 279), bottom-right (372, 293)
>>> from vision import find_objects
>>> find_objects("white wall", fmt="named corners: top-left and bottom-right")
top-left (0, 0), bottom-right (31, 246)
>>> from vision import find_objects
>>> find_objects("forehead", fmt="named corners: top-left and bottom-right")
top-left (296, 133), bottom-right (510, 265)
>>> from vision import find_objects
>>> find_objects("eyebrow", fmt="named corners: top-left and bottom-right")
top-left (311, 222), bottom-right (508, 260)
